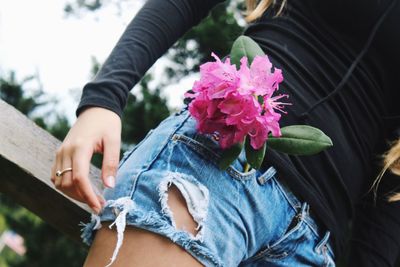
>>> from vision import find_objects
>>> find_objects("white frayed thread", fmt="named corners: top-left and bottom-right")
top-left (158, 171), bottom-right (209, 242)
top-left (91, 213), bottom-right (102, 230)
top-left (104, 197), bottom-right (135, 267)
top-left (158, 177), bottom-right (177, 228)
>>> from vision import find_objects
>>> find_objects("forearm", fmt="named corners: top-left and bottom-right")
top-left (75, 0), bottom-right (226, 119)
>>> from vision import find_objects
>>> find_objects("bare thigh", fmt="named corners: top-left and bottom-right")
top-left (83, 185), bottom-right (204, 267)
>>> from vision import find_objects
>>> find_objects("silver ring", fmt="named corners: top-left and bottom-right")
top-left (55, 167), bottom-right (73, 177)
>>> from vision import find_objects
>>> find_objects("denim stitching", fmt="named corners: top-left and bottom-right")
top-left (271, 174), bottom-right (323, 239)
top-left (318, 233), bottom-right (335, 267)
top-left (171, 133), bottom-right (257, 180)
top-left (315, 231), bottom-right (335, 262)
top-left (257, 166), bottom-right (277, 185)
top-left (315, 231), bottom-right (331, 253)
top-left (246, 203), bottom-right (309, 262)
top-left (171, 133), bottom-right (221, 161)
top-left (271, 174), bottom-right (301, 212)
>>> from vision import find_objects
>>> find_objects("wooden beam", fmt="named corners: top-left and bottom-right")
top-left (0, 99), bottom-right (102, 244)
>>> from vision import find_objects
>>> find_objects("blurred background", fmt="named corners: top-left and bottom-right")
top-left (0, 0), bottom-right (245, 266)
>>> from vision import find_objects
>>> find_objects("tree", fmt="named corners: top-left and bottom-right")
top-left (0, 0), bottom-right (245, 265)
top-left (162, 1), bottom-right (244, 87)
top-left (0, 63), bottom-right (172, 267)
top-left (121, 73), bottom-right (170, 146)
top-left (0, 72), bottom-right (47, 120)
top-left (0, 72), bottom-right (87, 267)
top-left (63, 0), bottom-right (245, 87)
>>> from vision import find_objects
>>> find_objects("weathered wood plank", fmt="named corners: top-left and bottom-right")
top-left (0, 99), bottom-right (102, 244)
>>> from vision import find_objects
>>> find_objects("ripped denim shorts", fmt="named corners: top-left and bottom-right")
top-left (80, 106), bottom-right (336, 267)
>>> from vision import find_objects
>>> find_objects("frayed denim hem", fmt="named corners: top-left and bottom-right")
top-left (79, 196), bottom-right (224, 267)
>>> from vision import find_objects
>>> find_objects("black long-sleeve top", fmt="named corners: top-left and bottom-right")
top-left (75, 0), bottom-right (400, 265)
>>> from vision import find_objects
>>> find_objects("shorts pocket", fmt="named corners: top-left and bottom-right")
top-left (170, 132), bottom-right (256, 181)
top-left (248, 202), bottom-right (311, 262)
top-left (315, 231), bottom-right (335, 266)
top-left (118, 128), bottom-right (155, 169)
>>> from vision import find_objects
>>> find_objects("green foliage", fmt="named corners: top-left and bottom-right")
top-left (245, 137), bottom-right (266, 170)
top-left (230, 35), bottom-right (265, 68)
top-left (121, 74), bottom-right (170, 146)
top-left (0, 71), bottom-right (72, 141)
top-left (0, 72), bottom-right (86, 266)
top-left (0, 216), bottom-right (6, 233)
top-left (0, 72), bottom-right (47, 118)
top-left (216, 35), bottom-right (268, 171)
top-left (0, 245), bottom-right (24, 267)
top-left (64, 0), bottom-right (134, 18)
top-left (218, 141), bottom-right (244, 170)
top-left (64, 0), bottom-right (103, 15)
top-left (0, 1), bottom-right (242, 266)
top-left (267, 125), bottom-right (333, 155)
top-left (0, 195), bottom-right (87, 267)
top-left (0, 68), bottom-right (170, 267)
top-left (163, 1), bottom-right (244, 86)
top-left (46, 115), bottom-right (72, 142)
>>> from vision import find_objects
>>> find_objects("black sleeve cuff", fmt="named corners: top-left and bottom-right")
top-left (75, 95), bottom-right (124, 119)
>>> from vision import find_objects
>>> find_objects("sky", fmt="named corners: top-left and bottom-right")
top-left (0, 0), bottom-right (195, 124)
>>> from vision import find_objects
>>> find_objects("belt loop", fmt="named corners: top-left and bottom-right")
top-left (257, 166), bottom-right (277, 185)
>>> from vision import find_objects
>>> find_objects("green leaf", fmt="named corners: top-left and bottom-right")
top-left (245, 136), bottom-right (266, 170)
top-left (230, 35), bottom-right (265, 68)
top-left (218, 141), bottom-right (244, 170)
top-left (257, 95), bottom-right (264, 105)
top-left (267, 125), bottom-right (333, 155)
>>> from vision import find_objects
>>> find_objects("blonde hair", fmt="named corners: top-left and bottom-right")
top-left (370, 139), bottom-right (400, 202)
top-left (244, 0), bottom-right (287, 23)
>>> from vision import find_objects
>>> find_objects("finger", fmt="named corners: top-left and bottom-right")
top-left (51, 160), bottom-right (56, 184)
top-left (62, 186), bottom-right (87, 203)
top-left (84, 188), bottom-right (106, 208)
top-left (72, 146), bottom-right (101, 214)
top-left (54, 147), bottom-right (63, 188)
top-left (60, 152), bottom-right (73, 189)
top-left (84, 177), bottom-right (106, 208)
top-left (101, 135), bottom-right (121, 188)
top-left (96, 192), bottom-right (106, 207)
top-left (70, 146), bottom-right (106, 210)
top-left (61, 181), bottom-right (105, 208)
top-left (80, 182), bottom-right (106, 208)
top-left (51, 146), bottom-right (61, 184)
top-left (52, 147), bottom-right (92, 204)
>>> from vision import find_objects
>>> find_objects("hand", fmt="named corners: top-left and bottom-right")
top-left (51, 107), bottom-right (122, 214)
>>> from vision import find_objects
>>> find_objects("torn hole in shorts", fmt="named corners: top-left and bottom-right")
top-left (79, 172), bottom-right (212, 267)
top-left (158, 171), bottom-right (210, 242)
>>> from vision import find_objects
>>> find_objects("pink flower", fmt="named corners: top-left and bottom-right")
top-left (187, 52), bottom-right (289, 150)
top-left (238, 56), bottom-right (283, 96)
top-left (192, 52), bottom-right (239, 99)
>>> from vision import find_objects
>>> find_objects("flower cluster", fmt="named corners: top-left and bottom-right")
top-left (185, 52), bottom-right (288, 150)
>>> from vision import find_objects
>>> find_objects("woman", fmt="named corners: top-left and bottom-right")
top-left (51, 0), bottom-right (400, 266)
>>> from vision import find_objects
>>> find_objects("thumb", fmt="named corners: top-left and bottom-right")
top-left (101, 136), bottom-right (121, 188)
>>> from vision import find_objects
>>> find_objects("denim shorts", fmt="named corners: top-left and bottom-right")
top-left (80, 106), bottom-right (336, 267)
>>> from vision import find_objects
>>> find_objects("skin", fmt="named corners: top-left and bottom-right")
top-left (83, 185), bottom-right (204, 266)
top-left (51, 107), bottom-right (203, 266)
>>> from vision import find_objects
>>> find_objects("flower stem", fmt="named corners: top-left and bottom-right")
top-left (244, 162), bottom-right (251, 173)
